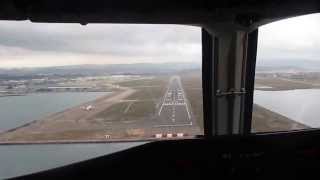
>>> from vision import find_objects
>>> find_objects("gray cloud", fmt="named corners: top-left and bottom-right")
top-left (0, 22), bottom-right (201, 68)
top-left (0, 22), bottom-right (201, 59)
top-left (2, 13), bottom-right (320, 68)
top-left (257, 13), bottom-right (320, 63)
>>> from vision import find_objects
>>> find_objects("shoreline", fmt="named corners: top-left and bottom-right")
top-left (0, 91), bottom-right (113, 134)
top-left (0, 94), bottom-right (26, 97)
top-left (252, 104), bottom-right (309, 132)
top-left (0, 88), bottom-right (136, 142)
top-left (0, 91), bottom-right (111, 97)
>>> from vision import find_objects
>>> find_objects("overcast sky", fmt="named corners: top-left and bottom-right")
top-left (0, 23), bottom-right (201, 68)
top-left (258, 13), bottom-right (320, 62)
top-left (0, 13), bottom-right (319, 68)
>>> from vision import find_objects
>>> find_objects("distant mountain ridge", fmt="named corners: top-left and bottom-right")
top-left (3, 59), bottom-right (319, 76)
top-left (0, 63), bottom-right (201, 77)
top-left (256, 59), bottom-right (320, 72)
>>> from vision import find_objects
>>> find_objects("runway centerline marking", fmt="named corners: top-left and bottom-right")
top-left (158, 76), bottom-right (192, 125)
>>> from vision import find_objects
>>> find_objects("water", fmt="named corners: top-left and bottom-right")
top-left (0, 142), bottom-right (145, 179)
top-left (0, 92), bottom-right (110, 132)
top-left (254, 89), bottom-right (320, 128)
top-left (0, 92), bottom-right (145, 179)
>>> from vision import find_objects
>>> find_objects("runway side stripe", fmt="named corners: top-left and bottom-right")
top-left (158, 104), bottom-right (164, 115)
top-left (185, 103), bottom-right (191, 120)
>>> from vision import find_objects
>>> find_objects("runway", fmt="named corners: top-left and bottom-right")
top-left (152, 76), bottom-right (200, 136)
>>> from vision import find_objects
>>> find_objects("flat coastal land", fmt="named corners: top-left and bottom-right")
top-left (0, 87), bottom-right (136, 141)
top-left (0, 71), bottom-right (317, 143)
top-left (0, 74), bottom-right (202, 142)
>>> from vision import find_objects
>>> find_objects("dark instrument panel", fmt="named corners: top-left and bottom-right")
top-left (14, 130), bottom-right (320, 180)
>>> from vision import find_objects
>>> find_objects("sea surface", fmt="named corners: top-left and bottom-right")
top-left (0, 92), bottom-right (110, 132)
top-left (254, 89), bottom-right (320, 127)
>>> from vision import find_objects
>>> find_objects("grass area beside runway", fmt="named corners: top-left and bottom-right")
top-left (94, 100), bottom-right (157, 121)
top-left (94, 76), bottom-right (169, 122)
top-left (125, 101), bottom-right (156, 118)
top-left (127, 86), bottom-right (165, 100)
top-left (94, 102), bottom-right (128, 121)
top-left (117, 76), bottom-right (169, 87)
top-left (119, 75), bottom-right (169, 100)
top-left (179, 70), bottom-right (203, 130)
top-left (255, 77), bottom-right (314, 91)
top-left (252, 104), bottom-right (309, 132)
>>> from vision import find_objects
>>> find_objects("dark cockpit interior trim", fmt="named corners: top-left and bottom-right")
top-left (1, 0), bottom-right (320, 179)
